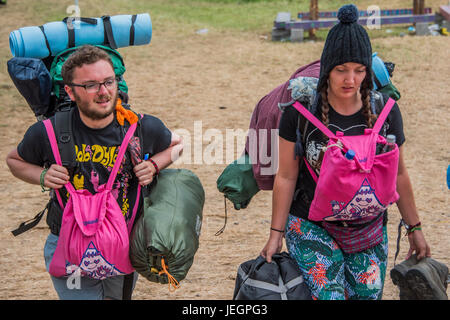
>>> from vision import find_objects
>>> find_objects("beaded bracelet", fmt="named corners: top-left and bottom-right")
top-left (148, 158), bottom-right (159, 175)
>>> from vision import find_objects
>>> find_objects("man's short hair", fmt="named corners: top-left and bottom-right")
top-left (61, 45), bottom-right (114, 84)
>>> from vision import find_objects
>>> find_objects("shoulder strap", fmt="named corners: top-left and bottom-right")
top-left (106, 122), bottom-right (137, 190)
top-left (11, 200), bottom-right (50, 236)
top-left (372, 98), bottom-right (396, 134)
top-left (54, 107), bottom-right (77, 174)
top-left (43, 119), bottom-right (69, 208)
top-left (292, 101), bottom-right (337, 140)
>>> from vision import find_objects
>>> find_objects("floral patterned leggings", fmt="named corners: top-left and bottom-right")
top-left (285, 215), bottom-right (388, 300)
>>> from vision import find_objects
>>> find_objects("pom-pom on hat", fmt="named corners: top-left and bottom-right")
top-left (317, 4), bottom-right (373, 92)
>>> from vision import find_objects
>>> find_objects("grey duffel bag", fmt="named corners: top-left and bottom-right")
top-left (233, 252), bottom-right (311, 300)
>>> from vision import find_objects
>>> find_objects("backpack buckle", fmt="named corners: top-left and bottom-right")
top-left (59, 134), bottom-right (71, 143)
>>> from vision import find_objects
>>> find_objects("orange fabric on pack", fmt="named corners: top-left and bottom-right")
top-left (115, 98), bottom-right (139, 125)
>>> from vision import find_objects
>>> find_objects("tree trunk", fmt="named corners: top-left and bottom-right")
top-left (309, 0), bottom-right (319, 39)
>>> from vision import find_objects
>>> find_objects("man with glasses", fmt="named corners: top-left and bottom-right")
top-left (6, 45), bottom-right (183, 299)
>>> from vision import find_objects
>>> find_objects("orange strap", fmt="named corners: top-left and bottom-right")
top-left (158, 257), bottom-right (180, 292)
top-left (115, 98), bottom-right (139, 125)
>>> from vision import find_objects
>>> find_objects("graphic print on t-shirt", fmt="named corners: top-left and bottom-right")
top-left (72, 140), bottom-right (137, 221)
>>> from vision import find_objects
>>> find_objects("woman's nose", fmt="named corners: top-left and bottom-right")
top-left (344, 72), bottom-right (356, 84)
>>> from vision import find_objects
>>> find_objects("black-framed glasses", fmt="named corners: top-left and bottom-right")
top-left (68, 78), bottom-right (117, 93)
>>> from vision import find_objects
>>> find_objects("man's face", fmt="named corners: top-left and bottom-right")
top-left (65, 59), bottom-right (118, 121)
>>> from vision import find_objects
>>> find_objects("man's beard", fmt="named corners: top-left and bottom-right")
top-left (74, 91), bottom-right (118, 121)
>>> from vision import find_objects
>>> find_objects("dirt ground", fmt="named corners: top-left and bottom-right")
top-left (0, 6), bottom-right (449, 300)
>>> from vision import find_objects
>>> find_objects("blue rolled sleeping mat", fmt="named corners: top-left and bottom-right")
top-left (9, 13), bottom-right (152, 58)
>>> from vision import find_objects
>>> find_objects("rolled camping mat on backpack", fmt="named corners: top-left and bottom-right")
top-left (9, 13), bottom-right (152, 58)
top-left (129, 169), bottom-right (205, 285)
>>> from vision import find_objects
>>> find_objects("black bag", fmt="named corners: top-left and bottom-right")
top-left (233, 252), bottom-right (311, 300)
top-left (7, 57), bottom-right (52, 118)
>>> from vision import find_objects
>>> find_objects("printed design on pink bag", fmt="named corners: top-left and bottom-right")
top-left (327, 179), bottom-right (385, 221)
top-left (66, 241), bottom-right (126, 280)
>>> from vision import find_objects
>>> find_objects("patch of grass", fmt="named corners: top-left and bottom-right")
top-left (16, 0), bottom-right (442, 34)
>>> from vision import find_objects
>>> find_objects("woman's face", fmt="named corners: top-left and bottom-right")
top-left (328, 62), bottom-right (367, 100)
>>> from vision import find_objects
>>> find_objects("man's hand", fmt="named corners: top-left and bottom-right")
top-left (44, 164), bottom-right (70, 189)
top-left (133, 160), bottom-right (157, 186)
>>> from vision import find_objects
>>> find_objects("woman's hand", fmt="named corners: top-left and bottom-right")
top-left (260, 232), bottom-right (284, 263)
top-left (406, 230), bottom-right (431, 260)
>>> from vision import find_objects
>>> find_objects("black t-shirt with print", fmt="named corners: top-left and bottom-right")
top-left (278, 94), bottom-right (405, 220)
top-left (17, 107), bottom-right (172, 225)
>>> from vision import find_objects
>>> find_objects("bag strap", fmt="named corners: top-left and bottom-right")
top-left (372, 98), bottom-right (396, 134)
top-left (303, 157), bottom-right (318, 183)
top-left (106, 122), bottom-right (137, 190)
top-left (38, 26), bottom-right (52, 57)
top-left (129, 14), bottom-right (138, 46)
top-left (54, 106), bottom-right (77, 173)
top-left (11, 200), bottom-right (50, 236)
top-left (62, 17), bottom-right (98, 48)
top-left (43, 118), bottom-right (71, 210)
top-left (102, 16), bottom-right (118, 49)
top-left (292, 101), bottom-right (337, 141)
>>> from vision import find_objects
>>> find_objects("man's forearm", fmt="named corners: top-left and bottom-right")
top-left (6, 149), bottom-right (43, 185)
top-left (150, 141), bottom-right (184, 171)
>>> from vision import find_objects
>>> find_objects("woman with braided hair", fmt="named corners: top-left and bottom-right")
top-left (260, 4), bottom-right (430, 300)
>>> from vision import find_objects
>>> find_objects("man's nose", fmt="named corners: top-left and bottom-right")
top-left (97, 82), bottom-right (109, 94)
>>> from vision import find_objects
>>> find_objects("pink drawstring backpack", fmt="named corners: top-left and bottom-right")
top-left (44, 119), bottom-right (140, 280)
top-left (292, 98), bottom-right (399, 222)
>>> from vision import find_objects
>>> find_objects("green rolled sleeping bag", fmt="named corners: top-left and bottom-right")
top-left (130, 168), bottom-right (205, 286)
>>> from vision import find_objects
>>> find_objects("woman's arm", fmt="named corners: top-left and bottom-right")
top-left (261, 136), bottom-right (299, 262)
top-left (396, 145), bottom-right (431, 259)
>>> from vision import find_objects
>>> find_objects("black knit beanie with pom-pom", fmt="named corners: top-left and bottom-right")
top-left (317, 4), bottom-right (373, 92)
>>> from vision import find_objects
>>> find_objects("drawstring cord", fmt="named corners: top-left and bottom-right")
top-left (158, 257), bottom-right (180, 292)
top-left (322, 140), bottom-right (344, 152)
top-left (215, 196), bottom-right (228, 236)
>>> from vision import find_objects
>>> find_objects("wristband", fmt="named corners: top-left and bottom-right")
top-left (148, 158), bottom-right (159, 175)
top-left (408, 226), bottom-right (422, 234)
top-left (402, 220), bottom-right (422, 235)
top-left (40, 168), bottom-right (51, 192)
top-left (270, 227), bottom-right (284, 233)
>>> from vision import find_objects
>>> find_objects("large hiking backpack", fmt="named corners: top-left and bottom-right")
top-left (217, 55), bottom-right (400, 211)
top-left (7, 44), bottom-right (128, 120)
top-left (9, 43), bottom-right (131, 237)
top-left (7, 13), bottom-right (152, 120)
top-left (7, 14), bottom-right (136, 236)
